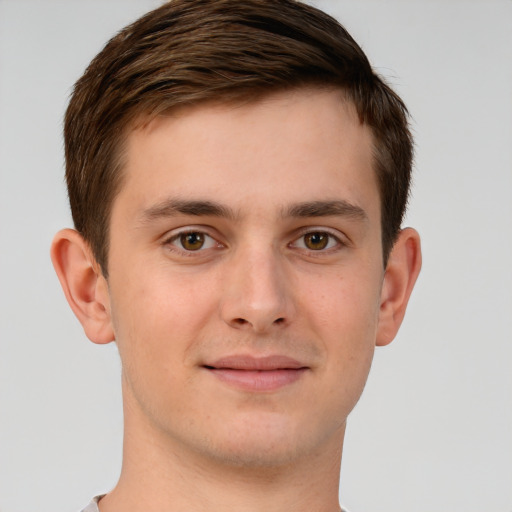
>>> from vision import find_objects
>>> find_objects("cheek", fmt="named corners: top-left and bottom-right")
top-left (302, 268), bottom-right (381, 339)
top-left (107, 266), bottom-right (219, 422)
top-left (109, 264), bottom-right (220, 367)
top-left (301, 269), bottom-right (381, 396)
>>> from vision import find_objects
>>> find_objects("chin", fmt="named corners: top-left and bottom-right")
top-left (205, 439), bottom-right (304, 469)
top-left (194, 412), bottom-right (343, 469)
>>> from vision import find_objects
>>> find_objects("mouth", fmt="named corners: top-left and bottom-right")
top-left (202, 355), bottom-right (309, 392)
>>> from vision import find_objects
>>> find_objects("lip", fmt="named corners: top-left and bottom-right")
top-left (203, 355), bottom-right (309, 392)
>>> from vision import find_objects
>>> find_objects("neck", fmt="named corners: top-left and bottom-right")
top-left (100, 382), bottom-right (345, 512)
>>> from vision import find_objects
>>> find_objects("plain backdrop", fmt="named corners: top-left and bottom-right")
top-left (0, 1), bottom-right (511, 511)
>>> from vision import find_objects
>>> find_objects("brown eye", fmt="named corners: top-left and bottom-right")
top-left (303, 232), bottom-right (329, 250)
top-left (167, 230), bottom-right (218, 254)
top-left (180, 232), bottom-right (205, 251)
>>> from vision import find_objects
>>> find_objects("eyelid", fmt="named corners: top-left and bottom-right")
top-left (160, 225), bottom-right (349, 255)
top-left (162, 226), bottom-right (223, 253)
top-left (289, 227), bottom-right (348, 251)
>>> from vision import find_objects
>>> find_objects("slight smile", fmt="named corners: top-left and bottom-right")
top-left (203, 355), bottom-right (309, 392)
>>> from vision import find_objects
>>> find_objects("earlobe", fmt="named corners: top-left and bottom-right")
top-left (50, 229), bottom-right (115, 344)
top-left (376, 227), bottom-right (422, 347)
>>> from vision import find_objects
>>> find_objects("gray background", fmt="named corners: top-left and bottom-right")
top-left (0, 1), bottom-right (511, 511)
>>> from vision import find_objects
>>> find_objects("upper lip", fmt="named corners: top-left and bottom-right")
top-left (204, 355), bottom-right (307, 371)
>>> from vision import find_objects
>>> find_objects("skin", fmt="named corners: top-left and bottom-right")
top-left (52, 88), bottom-right (421, 512)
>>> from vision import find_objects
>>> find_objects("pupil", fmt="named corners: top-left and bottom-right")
top-left (306, 232), bottom-right (328, 250)
top-left (181, 232), bottom-right (204, 250)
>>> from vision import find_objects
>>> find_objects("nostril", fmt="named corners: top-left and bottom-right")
top-left (229, 316), bottom-right (286, 329)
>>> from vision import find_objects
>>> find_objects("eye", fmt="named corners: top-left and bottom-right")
top-left (292, 231), bottom-right (340, 251)
top-left (168, 231), bottom-right (218, 251)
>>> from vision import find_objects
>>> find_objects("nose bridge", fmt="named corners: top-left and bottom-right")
top-left (221, 239), bottom-right (293, 332)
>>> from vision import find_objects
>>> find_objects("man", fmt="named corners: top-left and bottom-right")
top-left (51, 0), bottom-right (421, 510)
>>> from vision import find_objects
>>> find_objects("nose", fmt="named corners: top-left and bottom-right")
top-left (220, 245), bottom-right (295, 333)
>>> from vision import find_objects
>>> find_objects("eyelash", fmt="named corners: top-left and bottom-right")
top-left (289, 229), bottom-right (343, 252)
top-left (162, 228), bottom-right (345, 256)
top-left (164, 229), bottom-right (221, 255)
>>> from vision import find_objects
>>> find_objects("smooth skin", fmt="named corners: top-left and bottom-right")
top-left (51, 88), bottom-right (421, 512)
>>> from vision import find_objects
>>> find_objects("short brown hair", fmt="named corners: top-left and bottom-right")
top-left (65, 0), bottom-right (413, 275)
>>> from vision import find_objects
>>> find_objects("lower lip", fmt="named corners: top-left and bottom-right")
top-left (206, 368), bottom-right (307, 392)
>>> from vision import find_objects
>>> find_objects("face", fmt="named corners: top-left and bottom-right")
top-left (105, 88), bottom-right (385, 467)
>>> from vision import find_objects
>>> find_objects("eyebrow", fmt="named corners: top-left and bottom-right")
top-left (138, 198), bottom-right (367, 223)
top-left (139, 198), bottom-right (237, 222)
top-left (283, 200), bottom-right (368, 221)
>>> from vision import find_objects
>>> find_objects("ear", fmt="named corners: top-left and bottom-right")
top-left (376, 227), bottom-right (422, 347)
top-left (50, 229), bottom-right (115, 344)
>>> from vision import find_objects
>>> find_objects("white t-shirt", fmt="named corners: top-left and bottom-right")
top-left (81, 495), bottom-right (103, 512)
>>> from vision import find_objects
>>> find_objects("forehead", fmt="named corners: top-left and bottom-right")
top-left (115, 88), bottom-right (379, 222)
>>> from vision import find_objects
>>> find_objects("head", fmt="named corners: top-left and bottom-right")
top-left (64, 0), bottom-right (413, 277)
top-left (52, 0), bottom-right (421, 473)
